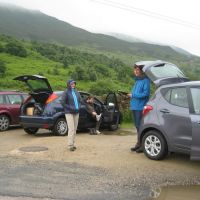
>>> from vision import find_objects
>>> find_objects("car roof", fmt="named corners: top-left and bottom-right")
top-left (0, 91), bottom-right (26, 94)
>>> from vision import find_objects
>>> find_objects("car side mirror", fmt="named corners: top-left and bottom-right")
top-left (108, 102), bottom-right (115, 108)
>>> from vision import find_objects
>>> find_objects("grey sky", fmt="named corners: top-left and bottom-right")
top-left (0, 0), bottom-right (200, 56)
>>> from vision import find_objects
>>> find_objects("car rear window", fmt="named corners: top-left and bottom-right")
top-left (150, 63), bottom-right (186, 81)
top-left (27, 79), bottom-right (50, 92)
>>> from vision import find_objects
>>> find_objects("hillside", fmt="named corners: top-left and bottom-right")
top-left (0, 4), bottom-right (200, 87)
top-left (0, 3), bottom-right (199, 64)
top-left (0, 34), bottom-right (133, 94)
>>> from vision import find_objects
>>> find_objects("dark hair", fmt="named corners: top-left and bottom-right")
top-left (86, 95), bottom-right (94, 100)
top-left (134, 64), bottom-right (144, 71)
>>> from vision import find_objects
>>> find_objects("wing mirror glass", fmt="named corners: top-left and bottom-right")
top-left (108, 102), bottom-right (115, 108)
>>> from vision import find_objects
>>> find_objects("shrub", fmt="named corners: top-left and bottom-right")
top-left (0, 60), bottom-right (6, 77)
top-left (52, 67), bottom-right (60, 75)
top-left (121, 108), bottom-right (132, 123)
top-left (89, 80), bottom-right (116, 95)
top-left (0, 44), bottom-right (4, 53)
top-left (5, 41), bottom-right (27, 57)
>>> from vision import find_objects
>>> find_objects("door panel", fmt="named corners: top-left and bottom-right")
top-left (158, 87), bottom-right (191, 151)
top-left (105, 92), bottom-right (118, 108)
top-left (104, 92), bottom-right (118, 123)
top-left (190, 87), bottom-right (200, 160)
top-left (78, 104), bottom-right (91, 126)
top-left (6, 94), bottom-right (23, 124)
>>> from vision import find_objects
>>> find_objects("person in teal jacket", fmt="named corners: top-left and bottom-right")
top-left (128, 63), bottom-right (150, 152)
top-left (61, 79), bottom-right (82, 151)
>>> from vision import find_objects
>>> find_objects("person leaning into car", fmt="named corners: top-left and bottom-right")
top-left (61, 79), bottom-right (82, 151)
top-left (127, 63), bottom-right (150, 153)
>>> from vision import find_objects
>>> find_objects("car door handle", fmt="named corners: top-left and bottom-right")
top-left (160, 109), bottom-right (170, 114)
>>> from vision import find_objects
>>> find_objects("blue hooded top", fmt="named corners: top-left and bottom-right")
top-left (130, 76), bottom-right (150, 111)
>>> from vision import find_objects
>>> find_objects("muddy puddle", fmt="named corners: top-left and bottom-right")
top-left (149, 185), bottom-right (200, 200)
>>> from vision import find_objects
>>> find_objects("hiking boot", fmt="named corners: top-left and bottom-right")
top-left (69, 147), bottom-right (75, 151)
top-left (130, 145), bottom-right (140, 152)
top-left (136, 147), bottom-right (143, 153)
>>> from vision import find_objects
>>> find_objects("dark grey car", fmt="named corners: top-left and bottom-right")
top-left (137, 60), bottom-right (200, 161)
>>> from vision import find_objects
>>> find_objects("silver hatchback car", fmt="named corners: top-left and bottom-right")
top-left (138, 60), bottom-right (200, 161)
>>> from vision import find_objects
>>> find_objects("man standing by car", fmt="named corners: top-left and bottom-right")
top-left (61, 79), bottom-right (82, 151)
top-left (127, 63), bottom-right (150, 153)
top-left (85, 95), bottom-right (102, 135)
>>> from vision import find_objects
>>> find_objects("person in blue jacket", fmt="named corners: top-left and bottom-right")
top-left (61, 79), bottom-right (82, 151)
top-left (128, 63), bottom-right (150, 152)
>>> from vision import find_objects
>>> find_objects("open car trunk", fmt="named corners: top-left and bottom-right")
top-left (14, 75), bottom-right (53, 103)
top-left (136, 60), bottom-right (190, 87)
top-left (14, 75), bottom-right (54, 116)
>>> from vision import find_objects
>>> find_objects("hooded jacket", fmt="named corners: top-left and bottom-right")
top-left (130, 76), bottom-right (150, 111)
top-left (61, 80), bottom-right (82, 114)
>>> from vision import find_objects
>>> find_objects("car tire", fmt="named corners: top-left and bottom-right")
top-left (0, 114), bottom-right (10, 131)
top-left (142, 130), bottom-right (168, 160)
top-left (53, 118), bottom-right (68, 136)
top-left (24, 128), bottom-right (39, 135)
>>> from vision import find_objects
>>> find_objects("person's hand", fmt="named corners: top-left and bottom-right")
top-left (92, 111), bottom-right (97, 116)
top-left (127, 93), bottom-right (132, 98)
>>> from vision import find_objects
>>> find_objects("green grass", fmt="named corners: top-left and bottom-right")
top-left (120, 122), bottom-right (134, 129)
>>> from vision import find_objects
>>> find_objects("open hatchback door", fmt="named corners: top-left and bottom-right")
top-left (136, 60), bottom-right (189, 87)
top-left (14, 75), bottom-right (53, 104)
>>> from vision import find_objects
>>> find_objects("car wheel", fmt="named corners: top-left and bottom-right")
top-left (24, 128), bottom-right (39, 135)
top-left (53, 118), bottom-right (68, 136)
top-left (0, 114), bottom-right (10, 131)
top-left (109, 115), bottom-right (119, 131)
top-left (142, 130), bottom-right (168, 160)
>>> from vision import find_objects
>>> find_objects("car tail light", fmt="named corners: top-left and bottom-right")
top-left (143, 105), bottom-right (153, 116)
top-left (45, 93), bottom-right (58, 104)
top-left (43, 124), bottom-right (50, 129)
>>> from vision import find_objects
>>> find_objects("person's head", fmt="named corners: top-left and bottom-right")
top-left (86, 95), bottom-right (94, 103)
top-left (133, 64), bottom-right (144, 77)
top-left (67, 79), bottom-right (76, 89)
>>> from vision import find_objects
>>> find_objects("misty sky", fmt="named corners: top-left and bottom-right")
top-left (0, 0), bottom-right (200, 56)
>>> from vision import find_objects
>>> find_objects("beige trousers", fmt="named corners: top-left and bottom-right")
top-left (65, 113), bottom-right (79, 148)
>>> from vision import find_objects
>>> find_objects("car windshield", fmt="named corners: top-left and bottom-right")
top-left (150, 63), bottom-right (186, 81)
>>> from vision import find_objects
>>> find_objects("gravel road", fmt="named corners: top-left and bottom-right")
top-left (0, 127), bottom-right (200, 200)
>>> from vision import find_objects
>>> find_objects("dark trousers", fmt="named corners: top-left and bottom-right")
top-left (132, 110), bottom-right (143, 146)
